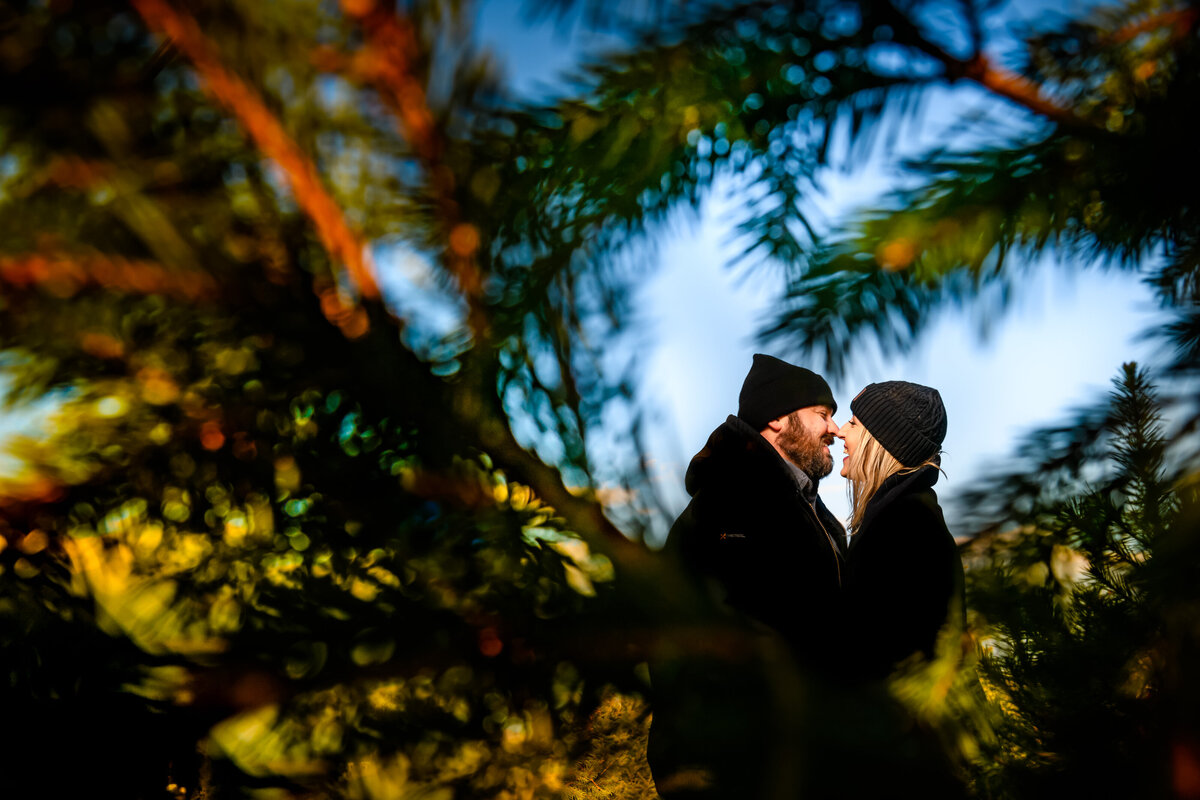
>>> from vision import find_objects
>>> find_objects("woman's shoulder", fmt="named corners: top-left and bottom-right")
top-left (889, 483), bottom-right (943, 515)
top-left (882, 486), bottom-right (946, 524)
top-left (858, 484), bottom-right (953, 550)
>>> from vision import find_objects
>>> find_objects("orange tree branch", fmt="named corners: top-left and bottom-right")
top-left (959, 53), bottom-right (1084, 127)
top-left (878, 3), bottom-right (1200, 128)
top-left (1105, 6), bottom-right (1199, 45)
top-left (872, 1), bottom-right (1087, 128)
top-left (129, 0), bottom-right (380, 308)
top-left (337, 2), bottom-right (488, 336)
top-left (0, 252), bottom-right (217, 301)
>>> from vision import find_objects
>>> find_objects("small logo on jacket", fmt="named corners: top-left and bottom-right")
top-left (719, 531), bottom-right (746, 540)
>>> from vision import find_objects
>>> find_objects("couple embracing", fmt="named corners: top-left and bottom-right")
top-left (648, 354), bottom-right (967, 800)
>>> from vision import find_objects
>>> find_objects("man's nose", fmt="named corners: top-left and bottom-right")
top-left (827, 418), bottom-right (840, 436)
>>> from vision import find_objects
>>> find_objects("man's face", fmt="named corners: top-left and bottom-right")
top-left (777, 405), bottom-right (838, 480)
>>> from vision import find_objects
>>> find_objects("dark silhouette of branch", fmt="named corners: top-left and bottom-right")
top-left (874, 0), bottom-right (1085, 127)
top-left (959, 53), bottom-right (1084, 126)
top-left (328, 5), bottom-right (641, 550)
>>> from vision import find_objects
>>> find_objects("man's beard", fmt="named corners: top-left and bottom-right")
top-left (778, 415), bottom-right (833, 480)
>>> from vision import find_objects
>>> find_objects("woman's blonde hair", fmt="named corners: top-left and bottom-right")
top-left (846, 426), bottom-right (942, 534)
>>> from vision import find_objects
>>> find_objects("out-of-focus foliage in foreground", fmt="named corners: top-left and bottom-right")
top-left (2, 0), bottom-right (1200, 798)
top-left (0, 0), bottom-right (662, 796)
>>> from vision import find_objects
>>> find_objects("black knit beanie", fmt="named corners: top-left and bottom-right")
top-left (737, 354), bottom-right (836, 429)
top-left (851, 381), bottom-right (947, 467)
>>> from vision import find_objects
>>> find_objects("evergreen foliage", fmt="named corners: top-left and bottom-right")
top-left (761, 0), bottom-right (1200, 385)
top-left (958, 365), bottom-right (1198, 798)
top-left (0, 0), bottom-right (1198, 798)
top-left (0, 1), bottom-right (658, 796)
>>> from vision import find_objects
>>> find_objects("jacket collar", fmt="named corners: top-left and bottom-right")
top-left (782, 455), bottom-right (819, 504)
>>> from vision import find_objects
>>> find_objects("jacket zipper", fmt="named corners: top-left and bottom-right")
top-left (807, 500), bottom-right (842, 587)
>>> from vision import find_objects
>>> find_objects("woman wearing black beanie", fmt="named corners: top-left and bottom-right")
top-left (836, 381), bottom-right (965, 681)
top-left (813, 381), bottom-right (968, 798)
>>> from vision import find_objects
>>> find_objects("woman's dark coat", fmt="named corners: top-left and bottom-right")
top-left (842, 464), bottom-right (965, 682)
top-left (648, 415), bottom-right (846, 799)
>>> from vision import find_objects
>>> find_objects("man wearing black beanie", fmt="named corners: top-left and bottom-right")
top-left (648, 354), bottom-right (846, 800)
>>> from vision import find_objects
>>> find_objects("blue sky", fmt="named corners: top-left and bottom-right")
top-left (474, 0), bottom-right (1166, 533)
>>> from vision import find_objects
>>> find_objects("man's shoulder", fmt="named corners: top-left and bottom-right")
top-left (686, 419), bottom-right (800, 497)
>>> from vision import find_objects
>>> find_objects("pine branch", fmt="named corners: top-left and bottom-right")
top-left (0, 252), bottom-right (217, 301)
top-left (467, 389), bottom-right (651, 566)
top-left (130, 0), bottom-right (380, 312)
top-left (873, 0), bottom-right (1086, 127)
top-left (959, 52), bottom-right (1085, 127)
top-left (1104, 6), bottom-right (1199, 45)
top-left (125, 1), bottom-right (641, 563)
top-left (338, 2), bottom-right (489, 340)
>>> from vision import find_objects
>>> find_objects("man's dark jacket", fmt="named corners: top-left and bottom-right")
top-left (841, 464), bottom-right (965, 682)
top-left (667, 415), bottom-right (846, 650)
top-left (648, 415), bottom-right (846, 799)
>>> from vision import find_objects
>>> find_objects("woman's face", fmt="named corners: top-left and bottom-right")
top-left (835, 415), bottom-right (867, 479)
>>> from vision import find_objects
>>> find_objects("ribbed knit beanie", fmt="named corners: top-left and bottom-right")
top-left (851, 381), bottom-right (947, 467)
top-left (737, 354), bottom-right (836, 429)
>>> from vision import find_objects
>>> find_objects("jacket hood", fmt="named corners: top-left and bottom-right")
top-left (685, 415), bottom-right (815, 501)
